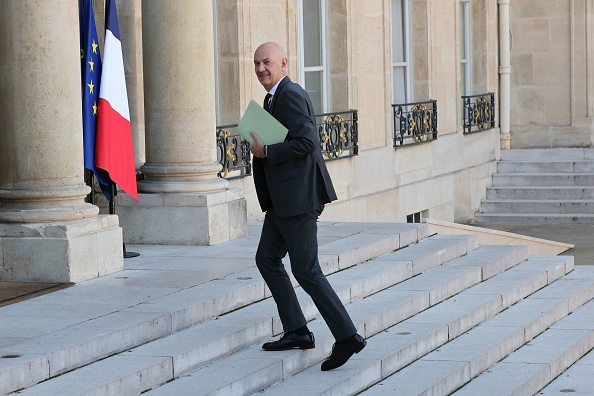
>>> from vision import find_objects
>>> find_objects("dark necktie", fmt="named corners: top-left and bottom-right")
top-left (264, 93), bottom-right (272, 112)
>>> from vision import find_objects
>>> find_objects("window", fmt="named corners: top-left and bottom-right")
top-left (460, 0), bottom-right (472, 96)
top-left (407, 211), bottom-right (422, 223)
top-left (391, 0), bottom-right (411, 104)
top-left (298, 0), bottom-right (328, 115)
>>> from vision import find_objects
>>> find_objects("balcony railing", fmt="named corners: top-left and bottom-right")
top-left (216, 110), bottom-right (358, 179)
top-left (315, 110), bottom-right (359, 160)
top-left (216, 124), bottom-right (251, 179)
top-left (392, 100), bottom-right (438, 147)
top-left (462, 92), bottom-right (495, 134)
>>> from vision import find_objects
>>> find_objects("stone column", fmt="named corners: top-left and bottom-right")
top-left (118, 0), bottom-right (145, 169)
top-left (116, 0), bottom-right (247, 245)
top-left (0, 0), bottom-right (123, 282)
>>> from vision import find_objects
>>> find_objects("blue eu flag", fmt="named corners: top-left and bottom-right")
top-left (79, 0), bottom-right (112, 200)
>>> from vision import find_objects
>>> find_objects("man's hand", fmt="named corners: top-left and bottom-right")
top-left (250, 131), bottom-right (267, 158)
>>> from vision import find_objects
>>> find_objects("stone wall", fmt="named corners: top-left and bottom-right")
top-left (222, 0), bottom-right (500, 224)
top-left (510, 0), bottom-right (594, 148)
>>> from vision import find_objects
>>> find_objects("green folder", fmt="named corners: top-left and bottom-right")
top-left (237, 99), bottom-right (288, 145)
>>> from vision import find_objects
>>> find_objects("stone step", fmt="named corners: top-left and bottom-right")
top-left (360, 263), bottom-right (594, 396)
top-left (453, 276), bottom-right (594, 395)
top-left (480, 199), bottom-right (594, 214)
top-left (500, 148), bottom-right (594, 161)
top-left (486, 186), bottom-right (594, 200)
top-left (476, 149), bottom-right (594, 225)
top-left (11, 233), bottom-right (481, 395)
top-left (473, 213), bottom-right (594, 225)
top-left (0, 222), bottom-right (429, 396)
top-left (492, 173), bottom-right (594, 187)
top-left (497, 160), bottom-right (594, 174)
top-left (254, 255), bottom-right (579, 395)
top-left (538, 346), bottom-right (594, 395)
top-left (136, 245), bottom-right (530, 395)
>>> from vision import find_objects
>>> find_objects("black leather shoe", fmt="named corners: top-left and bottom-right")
top-left (262, 332), bottom-right (315, 351)
top-left (321, 333), bottom-right (366, 371)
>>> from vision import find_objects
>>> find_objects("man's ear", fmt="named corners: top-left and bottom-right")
top-left (281, 57), bottom-right (288, 71)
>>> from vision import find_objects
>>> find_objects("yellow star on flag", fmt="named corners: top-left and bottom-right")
top-left (87, 80), bottom-right (94, 94)
top-left (92, 39), bottom-right (99, 54)
top-left (93, 101), bottom-right (98, 115)
top-left (89, 60), bottom-right (94, 72)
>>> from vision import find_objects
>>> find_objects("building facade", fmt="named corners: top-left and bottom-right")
top-left (1, 0), bottom-right (592, 282)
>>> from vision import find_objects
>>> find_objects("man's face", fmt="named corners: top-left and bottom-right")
top-left (254, 44), bottom-right (286, 92)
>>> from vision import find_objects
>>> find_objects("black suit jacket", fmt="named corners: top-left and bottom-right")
top-left (252, 76), bottom-right (337, 218)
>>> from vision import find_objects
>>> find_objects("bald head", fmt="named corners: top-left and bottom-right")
top-left (254, 42), bottom-right (288, 91)
top-left (256, 42), bottom-right (286, 59)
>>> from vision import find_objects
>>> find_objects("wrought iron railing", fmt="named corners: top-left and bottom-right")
top-left (216, 109), bottom-right (358, 179)
top-left (315, 110), bottom-right (359, 160)
top-left (462, 92), bottom-right (495, 134)
top-left (216, 124), bottom-right (251, 179)
top-left (392, 100), bottom-right (438, 147)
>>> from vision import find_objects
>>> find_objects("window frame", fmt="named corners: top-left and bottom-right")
top-left (297, 0), bottom-right (329, 114)
top-left (460, 0), bottom-right (472, 96)
top-left (390, 0), bottom-right (412, 104)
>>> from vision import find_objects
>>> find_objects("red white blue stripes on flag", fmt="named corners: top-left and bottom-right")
top-left (96, 0), bottom-right (138, 200)
top-left (79, 0), bottom-right (113, 200)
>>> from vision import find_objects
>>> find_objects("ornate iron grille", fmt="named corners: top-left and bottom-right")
top-left (216, 110), bottom-right (358, 179)
top-left (392, 100), bottom-right (438, 147)
top-left (315, 110), bottom-right (359, 160)
top-left (462, 93), bottom-right (495, 134)
top-left (216, 124), bottom-right (251, 179)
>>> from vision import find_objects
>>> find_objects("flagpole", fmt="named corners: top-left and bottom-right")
top-left (84, 170), bottom-right (95, 205)
top-left (109, 181), bottom-right (116, 215)
top-left (109, 181), bottom-right (140, 259)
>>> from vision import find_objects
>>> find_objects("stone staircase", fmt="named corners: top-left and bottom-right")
top-left (2, 222), bottom-right (594, 395)
top-left (473, 148), bottom-right (594, 224)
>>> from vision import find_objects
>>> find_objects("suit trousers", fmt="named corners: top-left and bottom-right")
top-left (255, 206), bottom-right (357, 342)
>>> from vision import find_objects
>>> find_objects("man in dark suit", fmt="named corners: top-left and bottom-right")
top-left (249, 42), bottom-right (366, 371)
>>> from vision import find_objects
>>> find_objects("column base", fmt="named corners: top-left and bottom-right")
top-left (500, 132), bottom-right (512, 150)
top-left (0, 215), bottom-right (123, 283)
top-left (114, 188), bottom-right (247, 245)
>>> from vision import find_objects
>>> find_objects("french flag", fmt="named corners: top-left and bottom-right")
top-left (96, 0), bottom-right (138, 200)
